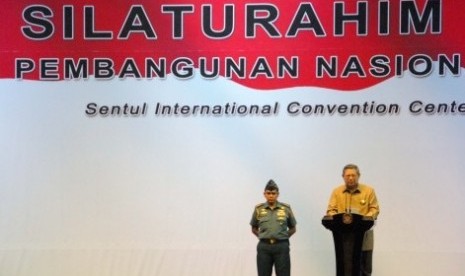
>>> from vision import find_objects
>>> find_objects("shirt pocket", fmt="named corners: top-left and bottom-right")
top-left (258, 217), bottom-right (270, 232)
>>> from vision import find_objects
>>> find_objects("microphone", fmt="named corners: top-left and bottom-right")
top-left (345, 192), bottom-right (352, 214)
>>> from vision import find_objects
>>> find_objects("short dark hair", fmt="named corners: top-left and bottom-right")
top-left (342, 164), bottom-right (361, 176)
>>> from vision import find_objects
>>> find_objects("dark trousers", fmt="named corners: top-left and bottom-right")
top-left (256, 240), bottom-right (290, 276)
top-left (361, 250), bottom-right (373, 276)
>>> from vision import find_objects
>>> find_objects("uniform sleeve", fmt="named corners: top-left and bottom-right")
top-left (250, 208), bottom-right (259, 227)
top-left (287, 206), bottom-right (297, 227)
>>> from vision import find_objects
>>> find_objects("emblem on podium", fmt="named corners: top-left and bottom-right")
top-left (342, 213), bottom-right (353, 224)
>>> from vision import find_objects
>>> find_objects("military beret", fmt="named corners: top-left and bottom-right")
top-left (265, 179), bottom-right (279, 191)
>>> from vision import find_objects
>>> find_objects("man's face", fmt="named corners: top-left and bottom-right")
top-left (264, 189), bottom-right (279, 204)
top-left (343, 168), bottom-right (359, 190)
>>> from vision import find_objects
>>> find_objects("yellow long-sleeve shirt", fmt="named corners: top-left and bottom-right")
top-left (326, 183), bottom-right (380, 219)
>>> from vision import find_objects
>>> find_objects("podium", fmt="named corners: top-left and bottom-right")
top-left (322, 214), bottom-right (374, 276)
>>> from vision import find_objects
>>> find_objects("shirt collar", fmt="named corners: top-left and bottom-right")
top-left (343, 185), bottom-right (361, 194)
top-left (264, 201), bottom-right (282, 209)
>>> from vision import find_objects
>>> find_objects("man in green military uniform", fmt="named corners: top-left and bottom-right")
top-left (250, 180), bottom-right (297, 276)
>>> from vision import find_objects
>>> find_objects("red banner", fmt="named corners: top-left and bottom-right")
top-left (1, 0), bottom-right (463, 90)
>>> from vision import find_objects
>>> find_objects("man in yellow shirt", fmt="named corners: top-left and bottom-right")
top-left (327, 164), bottom-right (380, 276)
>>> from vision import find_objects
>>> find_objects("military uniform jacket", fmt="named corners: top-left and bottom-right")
top-left (250, 201), bottom-right (297, 240)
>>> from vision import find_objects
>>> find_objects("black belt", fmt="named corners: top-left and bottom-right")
top-left (260, 238), bottom-right (289, 244)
